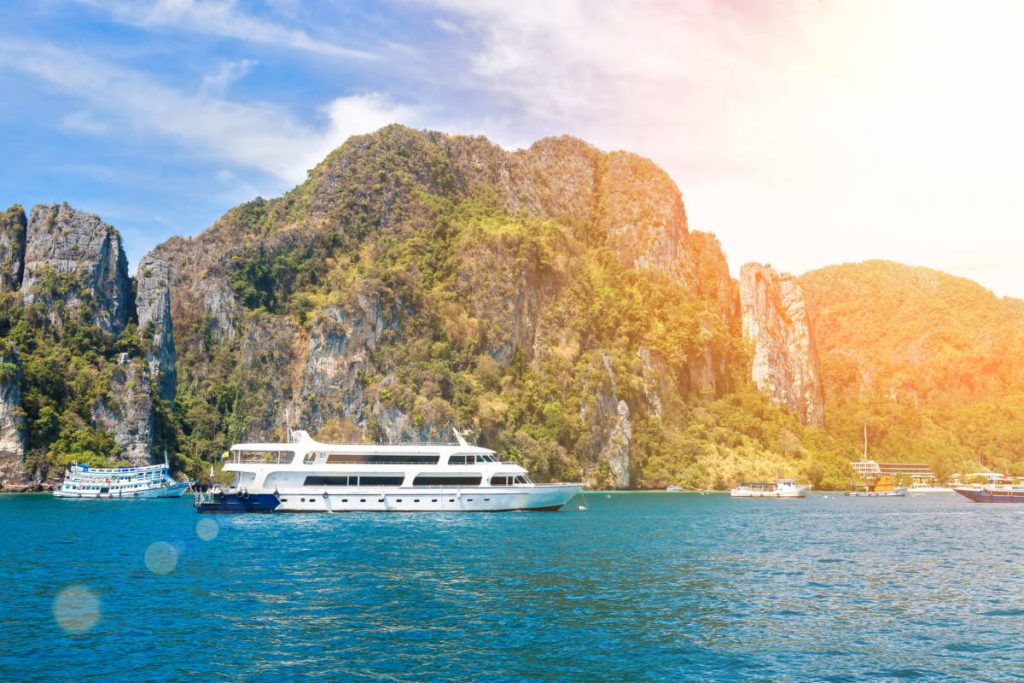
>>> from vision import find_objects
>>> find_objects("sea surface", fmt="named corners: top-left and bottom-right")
top-left (1, 492), bottom-right (1023, 682)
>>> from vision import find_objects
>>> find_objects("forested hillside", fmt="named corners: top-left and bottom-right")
top-left (802, 260), bottom-right (1024, 477)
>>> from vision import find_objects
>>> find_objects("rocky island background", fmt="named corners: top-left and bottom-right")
top-left (2, 126), bottom-right (1022, 491)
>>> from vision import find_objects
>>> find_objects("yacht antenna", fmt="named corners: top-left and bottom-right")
top-left (453, 427), bottom-right (469, 448)
top-left (286, 408), bottom-right (292, 443)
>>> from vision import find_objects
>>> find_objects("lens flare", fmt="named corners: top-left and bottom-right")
top-left (53, 586), bottom-right (100, 634)
top-left (196, 517), bottom-right (219, 541)
top-left (145, 541), bottom-right (178, 575)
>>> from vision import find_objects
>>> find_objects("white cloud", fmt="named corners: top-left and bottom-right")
top-left (200, 59), bottom-right (257, 96)
top-left (0, 40), bottom-right (418, 184)
top-left (61, 110), bottom-right (109, 134)
top-left (75, 0), bottom-right (376, 60)
top-left (433, 18), bottom-right (462, 34)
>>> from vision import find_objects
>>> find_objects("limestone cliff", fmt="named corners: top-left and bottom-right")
top-left (577, 354), bottom-right (632, 488)
top-left (0, 203), bottom-right (173, 480)
top-left (298, 296), bottom-right (389, 433)
top-left (91, 357), bottom-right (155, 467)
top-left (739, 263), bottom-right (824, 425)
top-left (148, 126), bottom-right (755, 485)
top-left (135, 253), bottom-right (177, 403)
top-left (0, 342), bottom-right (25, 485)
top-left (21, 203), bottom-right (132, 335)
top-left (0, 205), bottom-right (26, 292)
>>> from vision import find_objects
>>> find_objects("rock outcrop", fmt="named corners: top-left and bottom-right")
top-left (135, 253), bottom-right (176, 403)
top-left (21, 203), bottom-right (132, 335)
top-left (299, 297), bottom-right (388, 430)
top-left (579, 354), bottom-right (632, 489)
top-left (739, 263), bottom-right (824, 426)
top-left (0, 342), bottom-right (25, 485)
top-left (91, 357), bottom-right (155, 467)
top-left (0, 205), bottom-right (26, 292)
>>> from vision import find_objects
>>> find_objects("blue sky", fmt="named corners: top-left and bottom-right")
top-left (2, 1), bottom-right (1023, 296)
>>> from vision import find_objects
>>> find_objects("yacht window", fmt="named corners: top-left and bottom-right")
top-left (447, 455), bottom-right (467, 465)
top-left (304, 476), bottom-right (353, 487)
top-left (413, 474), bottom-right (482, 486)
top-left (303, 453), bottom-right (315, 464)
top-left (324, 453), bottom-right (439, 465)
top-left (358, 476), bottom-right (405, 486)
top-left (491, 476), bottom-right (513, 486)
top-left (514, 476), bottom-right (532, 485)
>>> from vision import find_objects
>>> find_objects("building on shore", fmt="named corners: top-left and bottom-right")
top-left (850, 460), bottom-right (937, 486)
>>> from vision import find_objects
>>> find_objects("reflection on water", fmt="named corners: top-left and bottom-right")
top-left (2, 493), bottom-right (1024, 681)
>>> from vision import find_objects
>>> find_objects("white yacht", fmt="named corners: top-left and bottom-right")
top-left (54, 461), bottom-right (189, 499)
top-left (194, 429), bottom-right (584, 514)
top-left (730, 480), bottom-right (807, 499)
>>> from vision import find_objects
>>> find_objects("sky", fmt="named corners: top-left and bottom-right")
top-left (1, 1), bottom-right (1022, 296)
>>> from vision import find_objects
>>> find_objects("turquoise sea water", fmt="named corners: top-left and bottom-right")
top-left (2, 492), bottom-right (1023, 682)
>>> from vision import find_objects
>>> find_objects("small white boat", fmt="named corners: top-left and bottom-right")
top-left (666, 485), bottom-right (683, 492)
top-left (730, 480), bottom-right (806, 499)
top-left (54, 460), bottom-right (189, 499)
top-left (846, 487), bottom-right (907, 497)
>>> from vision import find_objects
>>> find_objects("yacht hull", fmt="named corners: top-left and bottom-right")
top-left (195, 484), bottom-right (583, 514)
top-left (730, 491), bottom-right (805, 499)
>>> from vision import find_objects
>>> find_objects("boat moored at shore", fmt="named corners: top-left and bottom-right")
top-left (730, 480), bottom-right (807, 499)
top-left (846, 475), bottom-right (907, 497)
top-left (195, 429), bottom-right (584, 513)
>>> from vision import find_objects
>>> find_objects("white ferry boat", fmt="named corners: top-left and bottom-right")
top-left (730, 480), bottom-right (807, 499)
top-left (54, 460), bottom-right (189, 499)
top-left (194, 430), bottom-right (584, 514)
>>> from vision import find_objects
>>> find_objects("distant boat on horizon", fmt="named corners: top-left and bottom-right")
top-left (846, 474), bottom-right (907, 497)
top-left (730, 480), bottom-right (807, 499)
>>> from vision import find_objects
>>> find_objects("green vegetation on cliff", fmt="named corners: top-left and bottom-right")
top-left (0, 288), bottom-right (171, 473)
top-left (164, 126), bottom-right (853, 489)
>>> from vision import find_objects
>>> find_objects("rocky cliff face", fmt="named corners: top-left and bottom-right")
top-left (156, 128), bottom-right (723, 479)
top-left (739, 263), bottom-right (824, 426)
top-left (21, 203), bottom-right (132, 335)
top-left (0, 342), bottom-right (25, 485)
top-left (298, 296), bottom-right (389, 433)
top-left (0, 206), bottom-right (26, 292)
top-left (91, 357), bottom-right (155, 466)
top-left (578, 354), bottom-right (632, 488)
top-left (0, 203), bottom-right (173, 481)
top-left (135, 253), bottom-right (177, 403)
